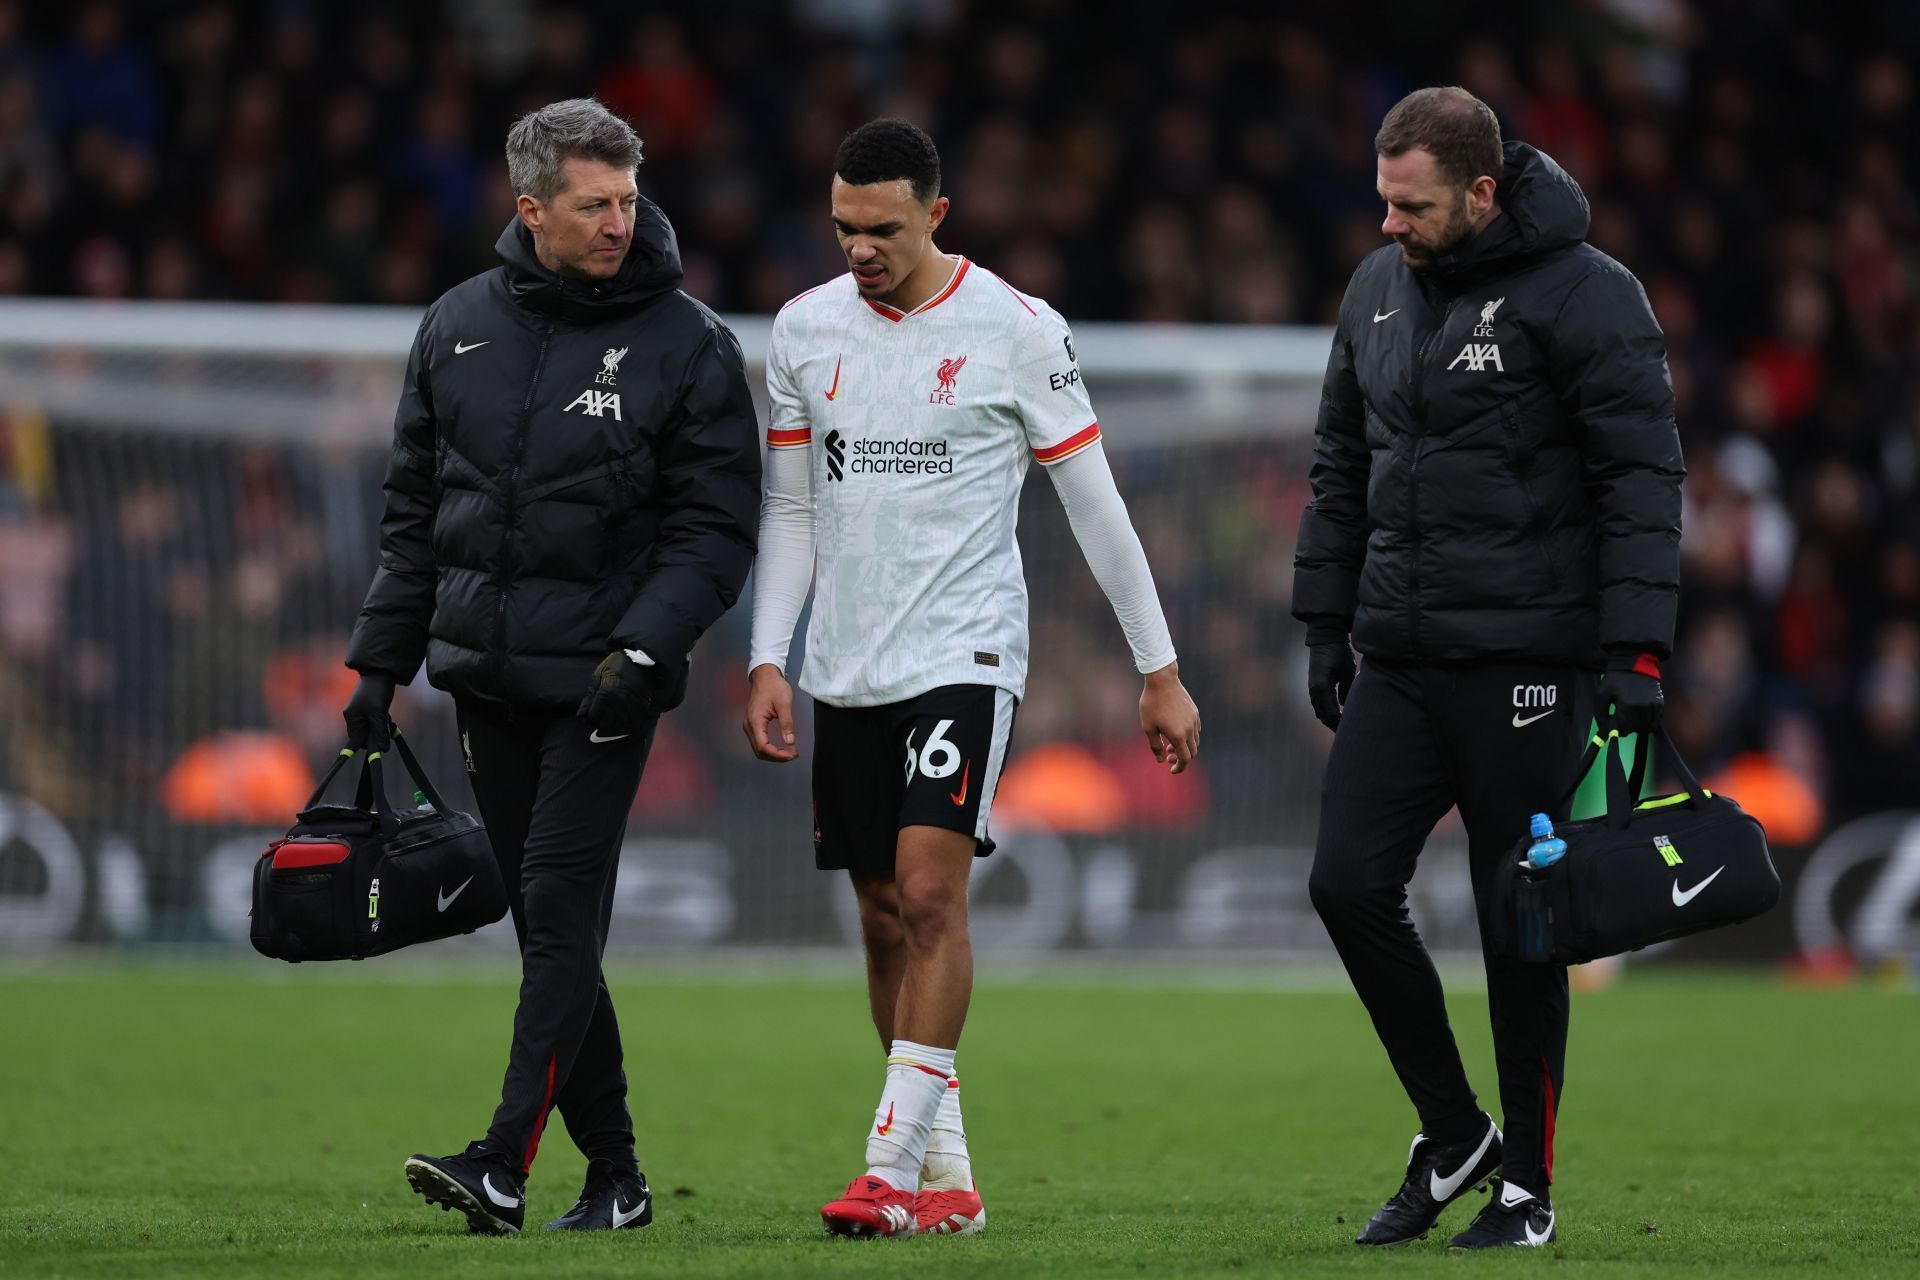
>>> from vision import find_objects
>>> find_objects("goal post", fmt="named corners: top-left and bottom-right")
top-left (1, 299), bottom-right (1493, 960)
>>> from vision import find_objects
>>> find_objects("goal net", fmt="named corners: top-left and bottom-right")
top-left (0, 300), bottom-right (1481, 958)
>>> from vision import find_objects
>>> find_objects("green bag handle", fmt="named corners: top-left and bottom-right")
top-left (1552, 725), bottom-right (1709, 831)
top-left (303, 725), bottom-right (452, 834)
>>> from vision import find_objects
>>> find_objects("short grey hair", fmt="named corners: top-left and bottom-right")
top-left (505, 98), bottom-right (643, 202)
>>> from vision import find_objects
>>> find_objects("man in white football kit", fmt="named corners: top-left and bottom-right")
top-left (743, 119), bottom-right (1201, 1239)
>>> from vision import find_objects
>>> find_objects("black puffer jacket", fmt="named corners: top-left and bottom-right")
top-left (1293, 142), bottom-right (1684, 667)
top-left (347, 206), bottom-right (761, 712)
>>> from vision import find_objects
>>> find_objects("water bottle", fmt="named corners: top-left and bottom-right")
top-left (1513, 813), bottom-right (1565, 963)
top-left (413, 789), bottom-right (433, 812)
top-left (1525, 812), bottom-right (1567, 869)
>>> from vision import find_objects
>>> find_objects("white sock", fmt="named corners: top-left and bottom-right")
top-left (920, 1075), bottom-right (973, 1190)
top-left (863, 1040), bottom-right (955, 1191)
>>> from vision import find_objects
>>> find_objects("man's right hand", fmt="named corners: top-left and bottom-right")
top-left (343, 672), bottom-right (397, 750)
top-left (742, 663), bottom-right (799, 762)
top-left (1307, 638), bottom-right (1356, 731)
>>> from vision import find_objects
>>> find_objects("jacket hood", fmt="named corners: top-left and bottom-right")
top-left (496, 195), bottom-right (684, 321)
top-left (1431, 141), bottom-right (1589, 284)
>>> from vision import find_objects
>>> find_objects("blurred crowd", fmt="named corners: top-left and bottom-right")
top-left (3, 0), bottom-right (1919, 850)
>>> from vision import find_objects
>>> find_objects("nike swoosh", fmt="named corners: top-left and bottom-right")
top-left (436, 877), bottom-right (473, 912)
top-left (823, 355), bottom-right (842, 400)
top-left (1430, 1124), bottom-right (1497, 1201)
top-left (875, 1101), bottom-right (894, 1137)
top-left (1672, 866), bottom-right (1724, 907)
top-left (611, 1192), bottom-right (649, 1229)
top-left (1525, 1208), bottom-right (1555, 1246)
top-left (949, 761), bottom-right (971, 807)
top-left (453, 340), bottom-right (489, 353)
top-left (482, 1172), bottom-right (520, 1209)
top-left (1373, 309), bottom-right (1400, 323)
top-left (589, 730), bottom-right (630, 743)
top-left (1512, 709), bottom-right (1554, 728)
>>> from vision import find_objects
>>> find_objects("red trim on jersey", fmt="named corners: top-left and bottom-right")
top-left (780, 282), bottom-right (827, 311)
top-left (863, 257), bottom-right (971, 321)
top-left (947, 1077), bottom-right (960, 1089)
top-left (766, 426), bottom-right (812, 448)
top-left (1631, 652), bottom-right (1662, 679)
top-left (983, 267), bottom-right (1038, 315)
top-left (1033, 421), bottom-right (1102, 465)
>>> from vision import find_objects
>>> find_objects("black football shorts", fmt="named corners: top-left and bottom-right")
top-left (812, 683), bottom-right (1018, 873)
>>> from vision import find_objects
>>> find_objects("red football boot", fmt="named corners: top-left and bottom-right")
top-left (820, 1175), bottom-right (917, 1238)
top-left (914, 1184), bottom-right (986, 1236)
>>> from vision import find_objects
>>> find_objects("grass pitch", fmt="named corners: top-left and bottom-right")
top-left (1, 960), bottom-right (1915, 1279)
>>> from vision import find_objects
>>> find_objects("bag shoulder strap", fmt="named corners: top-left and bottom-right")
top-left (303, 726), bottom-right (452, 832)
top-left (387, 728), bottom-right (453, 814)
top-left (1551, 725), bottom-right (1707, 829)
top-left (303, 747), bottom-right (361, 811)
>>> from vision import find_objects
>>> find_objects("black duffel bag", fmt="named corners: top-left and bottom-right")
top-left (1488, 727), bottom-right (1779, 964)
top-left (250, 729), bottom-right (506, 962)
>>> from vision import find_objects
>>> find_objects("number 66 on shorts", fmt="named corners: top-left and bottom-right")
top-left (812, 684), bottom-right (1018, 873)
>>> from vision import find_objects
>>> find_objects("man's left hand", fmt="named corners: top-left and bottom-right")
top-left (1140, 662), bottom-right (1201, 775)
top-left (579, 651), bottom-right (690, 735)
top-left (1602, 666), bottom-right (1665, 735)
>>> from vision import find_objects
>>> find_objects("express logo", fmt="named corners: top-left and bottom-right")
top-left (1050, 333), bottom-right (1082, 391)
top-left (825, 429), bottom-right (846, 481)
top-left (930, 355), bottom-right (967, 405)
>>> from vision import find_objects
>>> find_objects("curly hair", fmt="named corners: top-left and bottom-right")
top-left (833, 118), bottom-right (942, 203)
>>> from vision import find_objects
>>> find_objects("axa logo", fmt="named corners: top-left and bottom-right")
top-left (566, 388), bottom-right (623, 420)
top-left (1474, 296), bottom-right (1505, 337)
top-left (596, 345), bottom-right (628, 385)
top-left (825, 428), bottom-right (845, 481)
top-left (930, 355), bottom-right (967, 405)
top-left (1447, 342), bottom-right (1504, 372)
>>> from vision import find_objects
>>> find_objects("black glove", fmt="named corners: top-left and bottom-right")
top-left (1602, 657), bottom-right (1665, 735)
top-left (343, 672), bottom-right (397, 750)
top-left (578, 651), bottom-right (691, 736)
top-left (1307, 637), bottom-right (1357, 731)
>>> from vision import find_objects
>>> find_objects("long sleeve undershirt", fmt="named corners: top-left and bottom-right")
top-left (747, 440), bottom-right (1176, 677)
top-left (747, 442), bottom-right (815, 675)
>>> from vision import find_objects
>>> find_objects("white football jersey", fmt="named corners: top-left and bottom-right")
top-left (763, 257), bottom-right (1100, 707)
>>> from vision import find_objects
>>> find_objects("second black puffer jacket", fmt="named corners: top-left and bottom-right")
top-left (1293, 142), bottom-right (1684, 668)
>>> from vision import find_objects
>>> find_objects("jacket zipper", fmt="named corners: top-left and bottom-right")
top-left (496, 322), bottom-right (553, 676)
top-left (1502, 407), bottom-right (1560, 589)
top-left (1406, 292), bottom-right (1454, 656)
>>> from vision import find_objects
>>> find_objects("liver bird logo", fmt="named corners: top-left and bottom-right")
top-left (597, 346), bottom-right (629, 384)
top-left (1473, 298), bottom-right (1505, 337)
top-left (936, 356), bottom-right (967, 392)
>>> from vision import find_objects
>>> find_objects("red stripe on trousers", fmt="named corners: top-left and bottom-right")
top-left (1541, 1056), bottom-right (1557, 1184)
top-left (522, 1052), bottom-right (557, 1175)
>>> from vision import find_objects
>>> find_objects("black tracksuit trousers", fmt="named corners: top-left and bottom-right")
top-left (1308, 658), bottom-right (1596, 1191)
top-left (456, 701), bottom-right (656, 1178)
